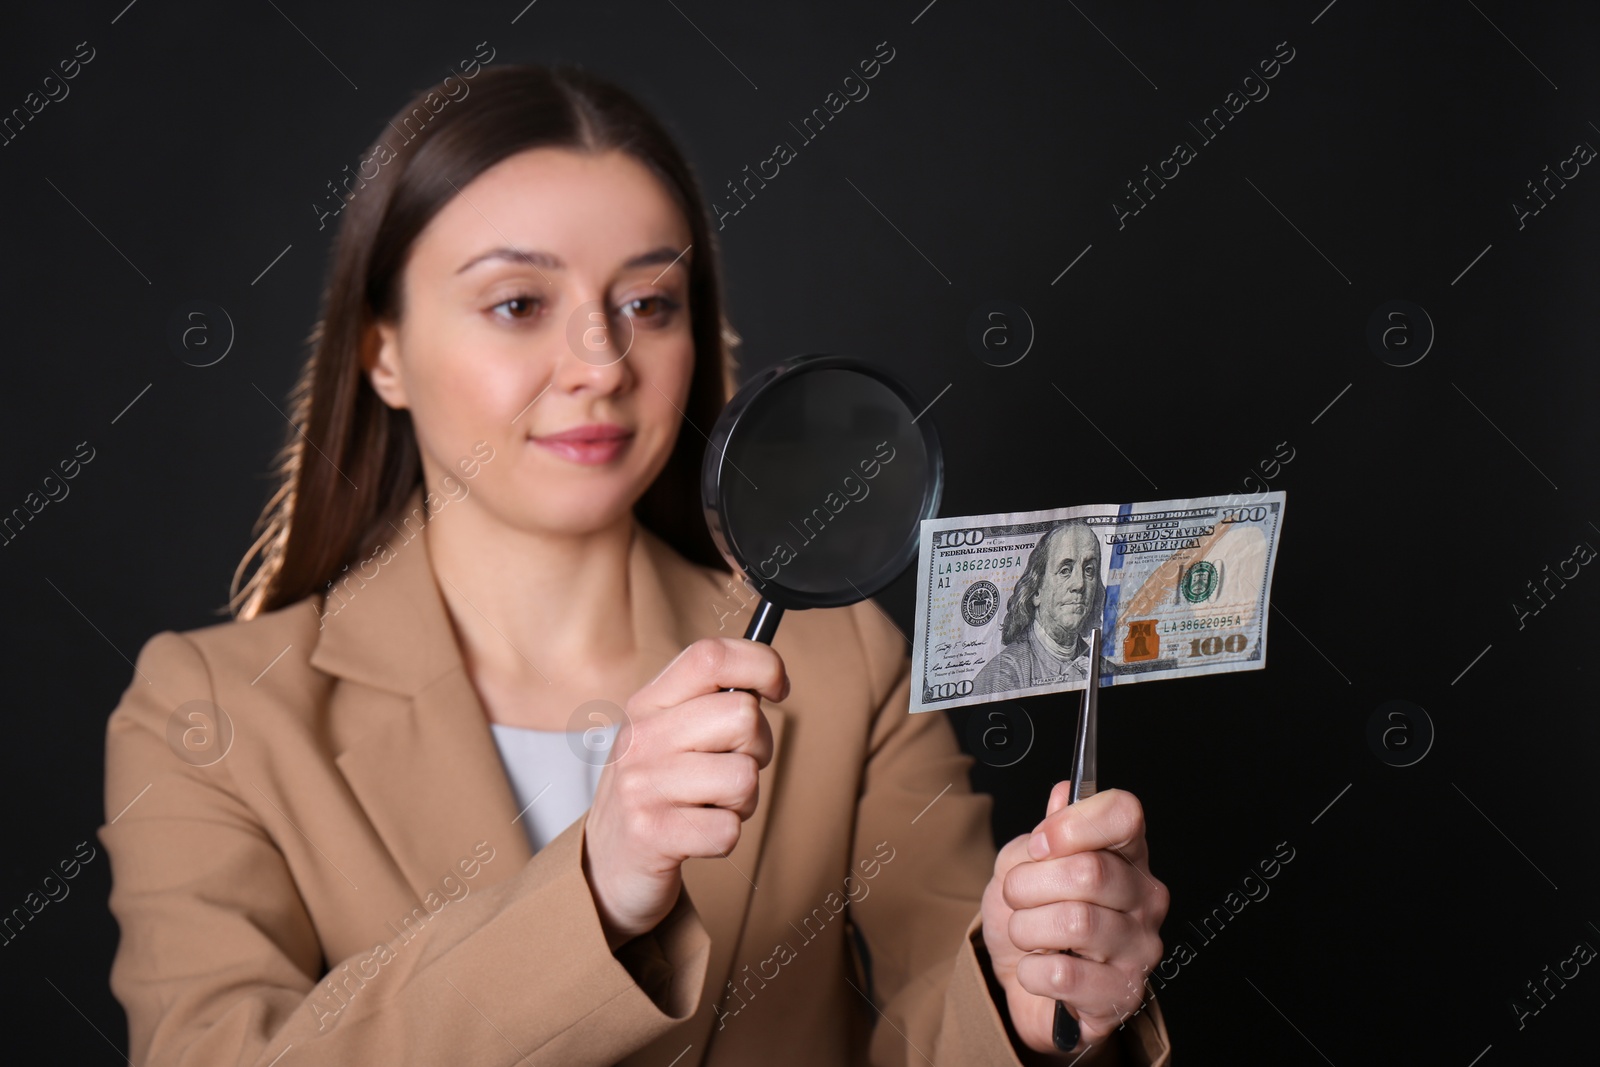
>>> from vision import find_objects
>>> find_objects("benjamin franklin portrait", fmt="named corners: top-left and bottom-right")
top-left (971, 519), bottom-right (1107, 696)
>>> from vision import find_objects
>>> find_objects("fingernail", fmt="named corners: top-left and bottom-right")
top-left (1028, 831), bottom-right (1049, 859)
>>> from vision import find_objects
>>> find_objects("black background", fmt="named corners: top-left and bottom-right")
top-left (3, 1), bottom-right (1596, 1062)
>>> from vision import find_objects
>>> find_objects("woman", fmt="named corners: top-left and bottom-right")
top-left (99, 64), bottom-right (1171, 1066)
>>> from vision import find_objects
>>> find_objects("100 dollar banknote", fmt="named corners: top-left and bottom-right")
top-left (909, 492), bottom-right (1286, 713)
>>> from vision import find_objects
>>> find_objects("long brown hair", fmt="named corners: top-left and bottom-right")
top-left (228, 64), bottom-right (739, 621)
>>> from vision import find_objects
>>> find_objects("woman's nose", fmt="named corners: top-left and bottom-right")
top-left (553, 299), bottom-right (633, 390)
top-left (571, 303), bottom-right (627, 365)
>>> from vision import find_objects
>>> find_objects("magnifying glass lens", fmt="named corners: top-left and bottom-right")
top-left (721, 368), bottom-right (932, 598)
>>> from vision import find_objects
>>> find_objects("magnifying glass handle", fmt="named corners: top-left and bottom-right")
top-left (720, 598), bottom-right (786, 693)
top-left (740, 598), bottom-right (785, 645)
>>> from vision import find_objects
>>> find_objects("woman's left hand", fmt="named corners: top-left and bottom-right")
top-left (981, 782), bottom-right (1168, 1059)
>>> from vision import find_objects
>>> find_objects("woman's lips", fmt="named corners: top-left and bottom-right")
top-left (531, 425), bottom-right (634, 465)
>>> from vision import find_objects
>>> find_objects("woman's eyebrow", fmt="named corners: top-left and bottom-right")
top-left (628, 244), bottom-right (692, 279)
top-left (456, 247), bottom-right (563, 274)
top-left (455, 244), bottom-right (689, 275)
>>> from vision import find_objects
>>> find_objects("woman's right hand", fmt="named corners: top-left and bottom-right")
top-left (581, 637), bottom-right (788, 950)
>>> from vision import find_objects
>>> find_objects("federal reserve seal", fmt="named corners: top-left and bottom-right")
top-left (961, 580), bottom-right (1000, 626)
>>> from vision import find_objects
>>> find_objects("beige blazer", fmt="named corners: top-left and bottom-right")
top-left (100, 485), bottom-right (1171, 1066)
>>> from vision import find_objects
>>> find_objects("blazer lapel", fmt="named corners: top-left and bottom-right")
top-left (311, 494), bottom-right (536, 902)
top-left (310, 486), bottom-right (787, 1043)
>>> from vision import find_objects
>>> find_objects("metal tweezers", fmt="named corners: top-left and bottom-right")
top-left (1052, 625), bottom-right (1102, 1051)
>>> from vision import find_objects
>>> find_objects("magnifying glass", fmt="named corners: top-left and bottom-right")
top-left (701, 353), bottom-right (943, 648)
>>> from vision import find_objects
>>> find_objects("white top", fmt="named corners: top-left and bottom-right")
top-left (489, 721), bottom-right (619, 854)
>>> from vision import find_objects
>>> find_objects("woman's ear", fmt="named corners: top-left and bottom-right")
top-left (362, 319), bottom-right (409, 410)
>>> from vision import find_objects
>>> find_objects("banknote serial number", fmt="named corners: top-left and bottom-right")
top-left (1162, 615), bottom-right (1243, 633)
top-left (942, 556), bottom-right (1024, 572)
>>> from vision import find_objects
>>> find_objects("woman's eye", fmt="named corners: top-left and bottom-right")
top-left (618, 294), bottom-right (681, 323)
top-left (490, 294), bottom-right (541, 321)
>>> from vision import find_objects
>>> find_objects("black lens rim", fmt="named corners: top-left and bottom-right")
top-left (700, 353), bottom-right (944, 610)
